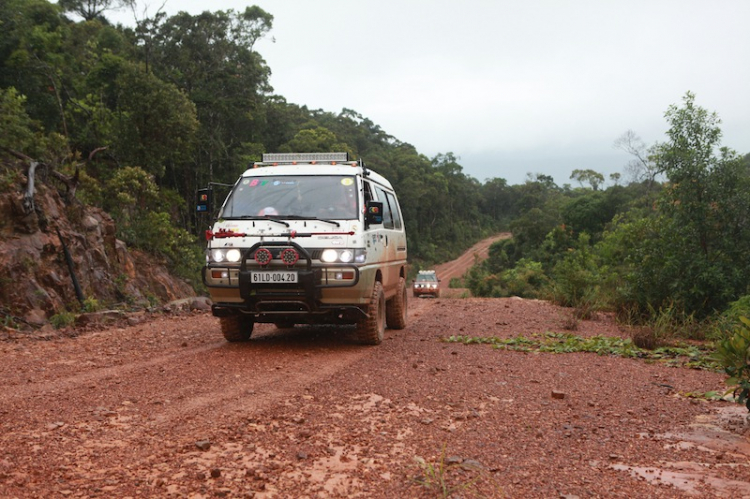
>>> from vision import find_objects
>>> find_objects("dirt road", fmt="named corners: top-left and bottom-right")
top-left (433, 233), bottom-right (509, 284)
top-left (1, 235), bottom-right (748, 498)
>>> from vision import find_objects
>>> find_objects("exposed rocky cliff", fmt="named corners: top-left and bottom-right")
top-left (0, 176), bottom-right (196, 328)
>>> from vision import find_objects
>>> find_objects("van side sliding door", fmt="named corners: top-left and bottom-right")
top-left (373, 186), bottom-right (407, 297)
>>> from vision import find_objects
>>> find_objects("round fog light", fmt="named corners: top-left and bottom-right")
top-left (280, 248), bottom-right (299, 265)
top-left (254, 248), bottom-right (272, 265)
top-left (321, 249), bottom-right (338, 263)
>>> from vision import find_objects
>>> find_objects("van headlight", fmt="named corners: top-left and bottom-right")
top-left (320, 249), bottom-right (366, 263)
top-left (339, 250), bottom-right (353, 263)
top-left (211, 249), bottom-right (225, 263)
top-left (226, 249), bottom-right (242, 262)
top-left (208, 248), bottom-right (243, 264)
top-left (321, 249), bottom-right (339, 263)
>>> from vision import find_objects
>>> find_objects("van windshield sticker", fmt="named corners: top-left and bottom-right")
top-left (249, 179), bottom-right (271, 187)
top-left (221, 175), bottom-right (359, 220)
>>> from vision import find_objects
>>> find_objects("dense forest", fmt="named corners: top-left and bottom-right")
top-left (0, 0), bottom-right (510, 280)
top-left (464, 93), bottom-right (750, 340)
top-left (3, 1), bottom-right (750, 350)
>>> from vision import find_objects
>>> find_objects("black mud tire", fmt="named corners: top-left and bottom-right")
top-left (386, 277), bottom-right (408, 330)
top-left (356, 281), bottom-right (385, 345)
top-left (220, 315), bottom-right (254, 342)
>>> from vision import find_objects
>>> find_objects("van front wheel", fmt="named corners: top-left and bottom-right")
top-left (356, 281), bottom-right (385, 345)
top-left (220, 315), bottom-right (254, 342)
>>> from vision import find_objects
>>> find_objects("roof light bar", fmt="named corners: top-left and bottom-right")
top-left (261, 152), bottom-right (349, 163)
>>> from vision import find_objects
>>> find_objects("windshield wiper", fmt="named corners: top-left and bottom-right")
top-left (263, 217), bottom-right (290, 227)
top-left (222, 215), bottom-right (342, 228)
top-left (222, 215), bottom-right (290, 227)
top-left (283, 215), bottom-right (340, 227)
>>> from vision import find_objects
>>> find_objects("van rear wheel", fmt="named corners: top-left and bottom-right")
top-left (386, 277), bottom-right (407, 329)
top-left (220, 315), bottom-right (254, 342)
top-left (356, 281), bottom-right (385, 345)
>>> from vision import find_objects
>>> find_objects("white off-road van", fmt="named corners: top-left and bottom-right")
top-left (200, 152), bottom-right (408, 344)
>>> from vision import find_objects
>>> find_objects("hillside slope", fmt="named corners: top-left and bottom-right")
top-left (0, 175), bottom-right (194, 327)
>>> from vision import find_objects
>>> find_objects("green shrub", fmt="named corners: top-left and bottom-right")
top-left (82, 297), bottom-right (103, 313)
top-left (500, 258), bottom-right (547, 298)
top-left (102, 168), bottom-right (204, 287)
top-left (464, 262), bottom-right (499, 297)
top-left (549, 233), bottom-right (601, 312)
top-left (465, 258), bottom-right (548, 298)
top-left (713, 295), bottom-right (750, 341)
top-left (713, 316), bottom-right (750, 411)
top-left (50, 311), bottom-right (76, 329)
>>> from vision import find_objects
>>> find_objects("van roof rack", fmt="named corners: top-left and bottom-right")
top-left (261, 152), bottom-right (349, 163)
top-left (254, 152), bottom-right (371, 178)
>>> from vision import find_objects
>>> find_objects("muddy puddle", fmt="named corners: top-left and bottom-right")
top-left (612, 403), bottom-right (750, 497)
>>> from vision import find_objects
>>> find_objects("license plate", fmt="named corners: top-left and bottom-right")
top-left (251, 270), bottom-right (298, 283)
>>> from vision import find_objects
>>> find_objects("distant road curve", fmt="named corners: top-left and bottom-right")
top-left (432, 232), bottom-right (511, 285)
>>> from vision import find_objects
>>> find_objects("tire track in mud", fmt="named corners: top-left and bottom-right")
top-left (3, 285), bottom-right (446, 435)
top-left (0, 340), bottom-right (223, 406)
top-left (1, 328), bottom-right (376, 430)
top-left (1, 293), bottom-right (439, 443)
top-left (0, 325), bottom-right (387, 497)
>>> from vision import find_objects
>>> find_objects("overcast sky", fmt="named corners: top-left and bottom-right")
top-left (109, 0), bottom-right (750, 186)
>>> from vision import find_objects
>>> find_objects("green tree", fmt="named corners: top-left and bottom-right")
top-left (144, 7), bottom-right (273, 183)
top-left (0, 88), bottom-right (40, 153)
top-left (0, 0), bottom-right (71, 134)
top-left (550, 233), bottom-right (601, 310)
top-left (570, 169), bottom-right (604, 190)
top-left (507, 206), bottom-right (562, 265)
top-left (480, 177), bottom-right (515, 224)
top-left (111, 62), bottom-right (199, 179)
top-left (280, 126), bottom-right (351, 154)
top-left (102, 165), bottom-right (202, 280)
top-left (620, 92), bottom-right (750, 317)
top-left (58, 0), bottom-right (132, 22)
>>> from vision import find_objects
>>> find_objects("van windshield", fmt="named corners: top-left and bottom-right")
top-left (220, 175), bottom-right (360, 220)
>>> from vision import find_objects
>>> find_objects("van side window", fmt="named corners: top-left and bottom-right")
top-left (385, 192), bottom-right (402, 230)
top-left (374, 186), bottom-right (394, 229)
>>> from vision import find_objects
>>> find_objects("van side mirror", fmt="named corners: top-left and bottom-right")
top-left (365, 201), bottom-right (383, 226)
top-left (196, 187), bottom-right (211, 213)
